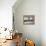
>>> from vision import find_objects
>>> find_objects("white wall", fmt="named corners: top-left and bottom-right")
top-left (0, 0), bottom-right (16, 29)
top-left (41, 0), bottom-right (46, 46)
top-left (13, 0), bottom-right (41, 46)
top-left (13, 0), bottom-right (46, 46)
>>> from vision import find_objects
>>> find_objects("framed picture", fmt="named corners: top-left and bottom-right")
top-left (23, 15), bottom-right (35, 25)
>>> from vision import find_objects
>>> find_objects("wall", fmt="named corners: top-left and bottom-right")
top-left (0, 0), bottom-right (16, 29)
top-left (13, 0), bottom-right (41, 46)
top-left (41, 0), bottom-right (46, 46)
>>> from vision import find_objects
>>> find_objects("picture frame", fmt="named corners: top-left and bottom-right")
top-left (23, 15), bottom-right (35, 25)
